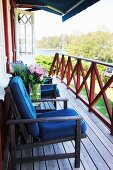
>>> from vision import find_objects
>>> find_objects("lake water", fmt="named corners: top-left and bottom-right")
top-left (35, 48), bottom-right (67, 56)
top-left (17, 49), bottom-right (67, 66)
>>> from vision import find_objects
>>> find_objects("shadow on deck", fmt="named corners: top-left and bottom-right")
top-left (16, 77), bottom-right (113, 170)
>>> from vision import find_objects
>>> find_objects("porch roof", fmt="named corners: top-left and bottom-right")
top-left (15, 0), bottom-right (100, 21)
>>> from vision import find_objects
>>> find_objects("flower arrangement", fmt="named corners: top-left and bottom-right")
top-left (28, 65), bottom-right (46, 87)
top-left (11, 61), bottom-right (46, 85)
top-left (28, 65), bottom-right (46, 100)
top-left (11, 61), bottom-right (47, 100)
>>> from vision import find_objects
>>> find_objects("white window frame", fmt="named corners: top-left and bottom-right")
top-left (15, 9), bottom-right (35, 65)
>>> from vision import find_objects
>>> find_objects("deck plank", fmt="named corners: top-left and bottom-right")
top-left (33, 146), bottom-right (46, 170)
top-left (80, 143), bottom-right (97, 170)
top-left (62, 141), bottom-right (84, 170)
top-left (43, 144), bottom-right (59, 170)
top-left (82, 138), bottom-right (110, 170)
top-left (53, 143), bottom-right (73, 170)
top-left (21, 148), bottom-right (33, 170)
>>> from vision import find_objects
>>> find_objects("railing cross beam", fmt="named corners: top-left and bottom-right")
top-left (92, 65), bottom-right (112, 120)
top-left (67, 60), bottom-right (78, 88)
top-left (77, 62), bottom-right (91, 100)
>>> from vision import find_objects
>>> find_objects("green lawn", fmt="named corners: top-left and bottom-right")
top-left (70, 84), bottom-right (112, 119)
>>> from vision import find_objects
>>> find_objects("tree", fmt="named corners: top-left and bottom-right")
top-left (66, 31), bottom-right (113, 63)
top-left (35, 31), bottom-right (113, 63)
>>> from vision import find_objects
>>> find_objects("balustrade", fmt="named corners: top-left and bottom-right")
top-left (49, 53), bottom-right (113, 134)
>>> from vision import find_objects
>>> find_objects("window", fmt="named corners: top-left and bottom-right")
top-left (15, 9), bottom-right (34, 57)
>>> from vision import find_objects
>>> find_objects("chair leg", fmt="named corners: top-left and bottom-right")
top-left (75, 143), bottom-right (80, 168)
top-left (75, 120), bottom-right (81, 168)
top-left (10, 124), bottom-right (16, 170)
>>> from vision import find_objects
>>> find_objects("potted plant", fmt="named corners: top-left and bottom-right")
top-left (11, 61), bottom-right (46, 99)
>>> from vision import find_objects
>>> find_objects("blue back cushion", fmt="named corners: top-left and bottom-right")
top-left (41, 85), bottom-right (60, 96)
top-left (9, 76), bottom-right (39, 138)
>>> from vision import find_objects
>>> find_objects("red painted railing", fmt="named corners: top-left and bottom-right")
top-left (49, 53), bottom-right (113, 134)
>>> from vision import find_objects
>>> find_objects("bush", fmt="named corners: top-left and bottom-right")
top-left (35, 55), bottom-right (56, 74)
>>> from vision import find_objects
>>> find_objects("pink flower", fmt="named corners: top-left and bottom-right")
top-left (29, 65), bottom-right (35, 73)
top-left (40, 75), bottom-right (43, 81)
top-left (35, 67), bottom-right (44, 75)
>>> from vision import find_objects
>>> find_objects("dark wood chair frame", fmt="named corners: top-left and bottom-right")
top-left (41, 83), bottom-right (60, 99)
top-left (45, 76), bottom-right (53, 84)
top-left (5, 87), bottom-right (86, 170)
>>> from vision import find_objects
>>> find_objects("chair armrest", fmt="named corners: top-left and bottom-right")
top-left (7, 116), bottom-right (83, 125)
top-left (32, 98), bottom-right (68, 102)
top-left (32, 98), bottom-right (68, 109)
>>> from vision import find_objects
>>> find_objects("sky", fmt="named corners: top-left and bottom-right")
top-left (34, 0), bottom-right (113, 40)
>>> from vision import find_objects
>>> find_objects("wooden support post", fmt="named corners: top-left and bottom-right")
top-left (67, 57), bottom-right (71, 88)
top-left (49, 53), bottom-right (58, 76)
top-left (3, 0), bottom-right (10, 73)
top-left (89, 63), bottom-right (95, 112)
top-left (76, 60), bottom-right (81, 98)
top-left (61, 55), bottom-right (65, 82)
top-left (56, 53), bottom-right (60, 76)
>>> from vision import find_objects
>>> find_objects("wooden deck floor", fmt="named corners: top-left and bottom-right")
top-left (16, 78), bottom-right (113, 170)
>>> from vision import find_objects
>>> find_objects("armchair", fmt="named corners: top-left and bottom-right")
top-left (5, 76), bottom-right (87, 169)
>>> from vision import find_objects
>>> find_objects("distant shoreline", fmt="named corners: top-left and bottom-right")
top-left (35, 48), bottom-right (67, 56)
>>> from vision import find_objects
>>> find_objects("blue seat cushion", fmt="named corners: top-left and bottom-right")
top-left (41, 85), bottom-right (60, 97)
top-left (9, 76), bottom-right (39, 138)
top-left (38, 108), bottom-right (87, 141)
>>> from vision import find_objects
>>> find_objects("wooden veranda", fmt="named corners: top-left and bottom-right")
top-left (0, 0), bottom-right (113, 169)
